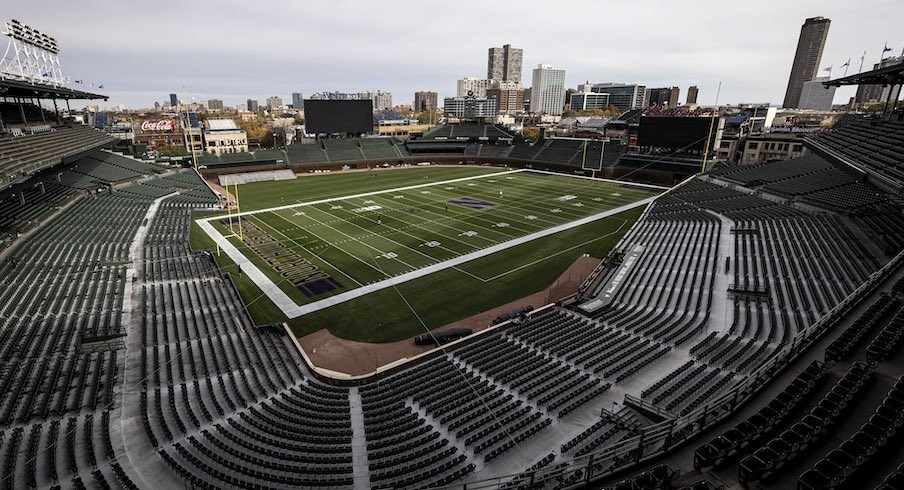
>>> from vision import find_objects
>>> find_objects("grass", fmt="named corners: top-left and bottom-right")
top-left (193, 166), bottom-right (655, 343)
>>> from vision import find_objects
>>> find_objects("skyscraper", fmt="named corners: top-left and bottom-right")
top-left (782, 17), bottom-right (831, 109)
top-left (266, 96), bottom-right (283, 111)
top-left (529, 64), bottom-right (566, 115)
top-left (687, 86), bottom-right (699, 105)
top-left (647, 87), bottom-right (681, 107)
top-left (457, 77), bottom-right (493, 98)
top-left (291, 92), bottom-right (303, 110)
top-left (169, 93), bottom-right (177, 107)
top-left (246, 99), bottom-right (259, 112)
top-left (487, 44), bottom-right (523, 83)
top-left (414, 91), bottom-right (438, 112)
top-left (798, 77), bottom-right (836, 110)
top-left (591, 83), bottom-right (647, 110)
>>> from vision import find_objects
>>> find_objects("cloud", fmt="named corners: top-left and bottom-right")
top-left (3, 0), bottom-right (900, 109)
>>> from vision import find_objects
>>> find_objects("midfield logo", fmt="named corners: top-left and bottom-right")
top-left (447, 197), bottom-right (497, 210)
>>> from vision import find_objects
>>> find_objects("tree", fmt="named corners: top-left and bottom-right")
top-left (416, 111), bottom-right (439, 125)
top-left (521, 127), bottom-right (540, 141)
top-left (158, 145), bottom-right (188, 157)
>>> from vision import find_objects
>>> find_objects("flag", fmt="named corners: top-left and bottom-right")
top-left (98, 84), bottom-right (104, 89)
top-left (883, 43), bottom-right (893, 53)
top-left (840, 58), bottom-right (850, 68)
top-left (42, 72), bottom-right (50, 77)
top-left (822, 66), bottom-right (832, 71)
top-left (74, 80), bottom-right (82, 84)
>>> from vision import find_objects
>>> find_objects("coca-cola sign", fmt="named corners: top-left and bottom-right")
top-left (141, 120), bottom-right (176, 132)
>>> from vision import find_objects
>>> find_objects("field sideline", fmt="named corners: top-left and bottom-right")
top-left (193, 166), bottom-right (662, 342)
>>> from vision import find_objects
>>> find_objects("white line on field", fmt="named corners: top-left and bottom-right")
top-left (197, 196), bottom-right (657, 318)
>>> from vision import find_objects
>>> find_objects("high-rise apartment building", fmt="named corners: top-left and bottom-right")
top-left (266, 96), bottom-right (283, 110)
top-left (798, 77), bottom-right (836, 110)
top-left (414, 91), bottom-right (438, 112)
top-left (570, 92), bottom-right (610, 111)
top-left (443, 94), bottom-right (496, 119)
top-left (357, 91), bottom-right (393, 111)
top-left (457, 77), bottom-right (493, 98)
top-left (591, 83), bottom-right (647, 110)
top-left (855, 56), bottom-right (904, 104)
top-left (529, 64), bottom-right (566, 115)
top-left (647, 87), bottom-right (681, 107)
top-left (169, 93), bottom-right (178, 107)
top-left (291, 92), bottom-right (304, 110)
top-left (486, 86), bottom-right (525, 115)
top-left (246, 99), bottom-right (259, 112)
top-left (687, 86), bottom-right (699, 105)
top-left (487, 44), bottom-right (523, 83)
top-left (207, 99), bottom-right (224, 111)
top-left (782, 17), bottom-right (831, 109)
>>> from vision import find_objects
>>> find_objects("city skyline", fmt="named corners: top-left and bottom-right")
top-left (2, 0), bottom-right (901, 110)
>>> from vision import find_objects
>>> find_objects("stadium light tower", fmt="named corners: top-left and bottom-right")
top-left (0, 19), bottom-right (65, 86)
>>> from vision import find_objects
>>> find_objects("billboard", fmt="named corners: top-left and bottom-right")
top-left (140, 120), bottom-right (176, 132)
top-left (304, 99), bottom-right (374, 134)
top-left (637, 116), bottom-right (717, 152)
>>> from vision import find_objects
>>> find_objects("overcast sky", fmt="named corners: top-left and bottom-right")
top-left (4, 0), bottom-right (902, 110)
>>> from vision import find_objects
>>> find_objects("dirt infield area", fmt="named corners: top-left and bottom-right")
top-left (296, 255), bottom-right (601, 376)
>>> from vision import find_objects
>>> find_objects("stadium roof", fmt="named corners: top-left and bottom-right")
top-left (0, 77), bottom-right (108, 100)
top-left (206, 118), bottom-right (239, 130)
top-left (822, 61), bottom-right (904, 87)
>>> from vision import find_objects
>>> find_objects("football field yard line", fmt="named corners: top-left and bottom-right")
top-left (218, 168), bottom-right (521, 219)
top-left (335, 201), bottom-right (482, 256)
top-left (454, 218), bottom-right (629, 283)
top-left (278, 206), bottom-right (424, 272)
top-left (366, 195), bottom-right (500, 248)
top-left (389, 191), bottom-right (526, 240)
top-left (233, 196), bottom-right (657, 318)
top-left (269, 210), bottom-right (391, 279)
top-left (307, 202), bottom-right (463, 265)
top-left (196, 170), bottom-right (666, 319)
top-left (415, 174), bottom-right (642, 229)
top-left (248, 214), bottom-right (366, 288)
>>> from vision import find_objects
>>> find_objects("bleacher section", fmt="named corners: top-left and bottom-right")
top-left (808, 116), bottom-right (904, 190)
top-left (710, 154), bottom-right (904, 254)
top-left (199, 138), bottom-right (411, 168)
top-left (321, 138), bottom-right (365, 162)
top-left (358, 138), bottom-right (405, 159)
top-left (1, 121), bottom-right (902, 490)
top-left (0, 125), bottom-right (118, 187)
top-left (0, 149), bottom-right (167, 250)
top-left (0, 102), bottom-right (56, 127)
top-left (419, 122), bottom-right (515, 141)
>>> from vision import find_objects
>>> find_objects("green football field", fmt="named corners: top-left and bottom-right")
top-left (193, 166), bottom-right (660, 342)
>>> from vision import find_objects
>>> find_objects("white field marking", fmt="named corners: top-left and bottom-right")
top-left (279, 206), bottom-right (422, 271)
top-left (458, 218), bottom-right (629, 283)
top-left (199, 196), bottom-right (657, 318)
top-left (248, 214), bottom-right (365, 287)
top-left (351, 195), bottom-right (488, 251)
top-left (199, 168), bottom-right (520, 221)
top-left (307, 201), bottom-right (460, 265)
top-left (269, 211), bottom-right (389, 278)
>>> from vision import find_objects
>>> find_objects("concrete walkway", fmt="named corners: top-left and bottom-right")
top-left (706, 213), bottom-right (735, 335)
top-left (112, 192), bottom-right (186, 490)
top-left (347, 387), bottom-right (371, 490)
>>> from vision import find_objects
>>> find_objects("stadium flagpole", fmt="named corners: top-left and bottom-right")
top-left (700, 81), bottom-right (721, 173)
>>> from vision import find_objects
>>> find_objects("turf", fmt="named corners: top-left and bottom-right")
top-left (193, 166), bottom-right (656, 342)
